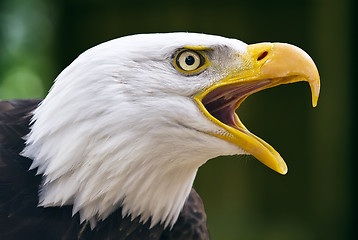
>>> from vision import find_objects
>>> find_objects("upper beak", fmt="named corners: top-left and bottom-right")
top-left (194, 42), bottom-right (320, 174)
top-left (247, 43), bottom-right (320, 107)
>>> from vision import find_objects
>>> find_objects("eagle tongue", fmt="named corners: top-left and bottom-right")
top-left (201, 80), bottom-right (272, 128)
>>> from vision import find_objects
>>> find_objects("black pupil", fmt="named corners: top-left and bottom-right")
top-left (185, 55), bottom-right (195, 66)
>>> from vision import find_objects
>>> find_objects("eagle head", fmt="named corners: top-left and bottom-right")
top-left (22, 33), bottom-right (320, 228)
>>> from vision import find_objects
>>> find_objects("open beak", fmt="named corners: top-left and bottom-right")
top-left (194, 43), bottom-right (320, 175)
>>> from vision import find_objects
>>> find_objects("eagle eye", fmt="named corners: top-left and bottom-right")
top-left (174, 49), bottom-right (207, 73)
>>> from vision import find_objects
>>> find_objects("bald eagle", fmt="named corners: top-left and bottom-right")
top-left (0, 33), bottom-right (320, 239)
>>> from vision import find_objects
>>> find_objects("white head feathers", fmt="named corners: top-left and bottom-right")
top-left (22, 33), bottom-right (248, 228)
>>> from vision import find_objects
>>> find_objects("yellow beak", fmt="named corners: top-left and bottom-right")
top-left (194, 43), bottom-right (320, 175)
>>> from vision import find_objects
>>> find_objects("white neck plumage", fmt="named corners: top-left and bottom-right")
top-left (22, 91), bottom-right (240, 229)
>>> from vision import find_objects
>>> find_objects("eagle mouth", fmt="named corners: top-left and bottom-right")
top-left (195, 78), bottom-right (291, 175)
top-left (201, 79), bottom-right (272, 133)
top-left (194, 42), bottom-right (320, 175)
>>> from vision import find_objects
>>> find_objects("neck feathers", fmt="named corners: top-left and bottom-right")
top-left (22, 92), bottom-right (235, 227)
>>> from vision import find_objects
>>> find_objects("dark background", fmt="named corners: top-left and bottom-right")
top-left (0, 0), bottom-right (356, 239)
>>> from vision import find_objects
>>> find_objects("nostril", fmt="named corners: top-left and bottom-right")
top-left (257, 51), bottom-right (268, 61)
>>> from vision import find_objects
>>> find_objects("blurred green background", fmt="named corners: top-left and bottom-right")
top-left (0, 0), bottom-right (356, 239)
